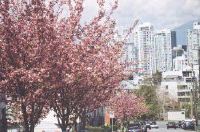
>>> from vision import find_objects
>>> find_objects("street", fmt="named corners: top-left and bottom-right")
top-left (8, 121), bottom-right (197, 132)
top-left (148, 121), bottom-right (195, 132)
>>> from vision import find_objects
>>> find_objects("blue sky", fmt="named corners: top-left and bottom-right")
top-left (83, 0), bottom-right (200, 29)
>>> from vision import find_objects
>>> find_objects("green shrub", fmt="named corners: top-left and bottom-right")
top-left (86, 125), bottom-right (119, 132)
top-left (86, 126), bottom-right (104, 132)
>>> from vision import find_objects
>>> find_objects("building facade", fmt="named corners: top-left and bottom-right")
top-left (151, 30), bottom-right (176, 74)
top-left (134, 23), bottom-right (154, 75)
top-left (161, 68), bottom-right (193, 106)
top-left (121, 43), bottom-right (138, 74)
top-left (172, 45), bottom-right (185, 60)
top-left (172, 46), bottom-right (188, 71)
top-left (173, 55), bottom-right (188, 71)
top-left (187, 21), bottom-right (200, 73)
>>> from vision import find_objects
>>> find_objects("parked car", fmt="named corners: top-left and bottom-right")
top-left (139, 121), bottom-right (147, 132)
top-left (182, 120), bottom-right (195, 130)
top-left (127, 123), bottom-right (143, 132)
top-left (166, 122), bottom-right (177, 129)
top-left (150, 121), bottom-right (159, 129)
top-left (145, 121), bottom-right (151, 130)
top-left (177, 121), bottom-right (184, 128)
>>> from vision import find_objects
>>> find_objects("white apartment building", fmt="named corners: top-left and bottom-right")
top-left (173, 55), bottom-right (187, 71)
top-left (187, 21), bottom-right (200, 74)
top-left (172, 46), bottom-right (188, 71)
top-left (134, 23), bottom-right (154, 75)
top-left (161, 68), bottom-right (194, 105)
top-left (151, 30), bottom-right (176, 73)
top-left (172, 45), bottom-right (185, 59)
top-left (120, 76), bottom-right (143, 91)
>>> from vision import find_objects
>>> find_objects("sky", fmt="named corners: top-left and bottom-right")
top-left (82, 0), bottom-right (200, 29)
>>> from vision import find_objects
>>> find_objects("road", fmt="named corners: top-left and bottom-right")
top-left (148, 121), bottom-right (195, 132)
top-left (9, 121), bottom-right (197, 132)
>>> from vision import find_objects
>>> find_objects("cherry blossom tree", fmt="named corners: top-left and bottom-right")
top-left (0, 0), bottom-right (138, 132)
top-left (44, 0), bottom-right (126, 131)
top-left (0, 0), bottom-right (60, 131)
top-left (109, 92), bottom-right (148, 130)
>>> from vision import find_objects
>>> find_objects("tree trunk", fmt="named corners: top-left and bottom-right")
top-left (82, 117), bottom-right (86, 130)
top-left (120, 123), bottom-right (123, 131)
top-left (30, 124), bottom-right (35, 132)
top-left (1, 107), bottom-right (7, 132)
top-left (61, 127), bottom-right (67, 132)
top-left (0, 93), bottom-right (7, 132)
top-left (57, 115), bottom-right (70, 132)
top-left (74, 121), bottom-right (78, 132)
top-left (82, 117), bottom-right (86, 131)
top-left (24, 126), bottom-right (30, 132)
top-left (21, 103), bottom-right (31, 132)
top-left (81, 110), bottom-right (87, 131)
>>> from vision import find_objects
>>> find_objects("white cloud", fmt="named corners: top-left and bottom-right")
top-left (81, 0), bottom-right (200, 29)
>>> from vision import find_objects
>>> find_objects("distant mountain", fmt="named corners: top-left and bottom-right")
top-left (173, 19), bottom-right (200, 45)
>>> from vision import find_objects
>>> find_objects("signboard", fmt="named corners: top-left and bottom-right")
top-left (110, 112), bottom-right (114, 119)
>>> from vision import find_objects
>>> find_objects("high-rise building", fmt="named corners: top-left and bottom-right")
top-left (118, 26), bottom-right (139, 75)
top-left (187, 21), bottom-right (200, 73)
top-left (172, 45), bottom-right (188, 71)
top-left (173, 54), bottom-right (188, 71)
top-left (134, 23), bottom-right (154, 75)
top-left (116, 26), bottom-right (134, 43)
top-left (121, 42), bottom-right (138, 74)
top-left (172, 45), bottom-right (185, 59)
top-left (151, 30), bottom-right (176, 73)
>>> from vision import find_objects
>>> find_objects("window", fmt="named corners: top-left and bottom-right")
top-left (186, 78), bottom-right (192, 82)
top-left (178, 92), bottom-right (185, 96)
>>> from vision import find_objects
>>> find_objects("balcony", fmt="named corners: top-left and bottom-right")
top-left (177, 91), bottom-right (191, 97)
top-left (178, 98), bottom-right (190, 102)
top-left (178, 95), bottom-right (191, 98)
top-left (177, 85), bottom-right (189, 90)
top-left (177, 89), bottom-right (191, 92)
top-left (184, 77), bottom-right (196, 83)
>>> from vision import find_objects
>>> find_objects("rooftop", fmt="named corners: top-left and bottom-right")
top-left (162, 71), bottom-right (182, 79)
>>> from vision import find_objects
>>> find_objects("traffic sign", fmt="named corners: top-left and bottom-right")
top-left (110, 111), bottom-right (114, 119)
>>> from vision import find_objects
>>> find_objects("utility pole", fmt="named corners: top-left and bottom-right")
top-left (163, 87), bottom-right (166, 120)
top-left (109, 111), bottom-right (114, 132)
top-left (196, 46), bottom-right (200, 131)
top-left (191, 88), bottom-right (194, 118)
top-left (191, 62), bottom-right (196, 119)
